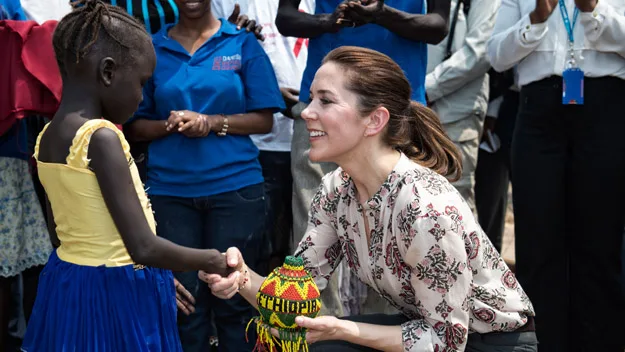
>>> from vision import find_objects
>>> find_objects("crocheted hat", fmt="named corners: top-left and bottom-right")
top-left (247, 256), bottom-right (321, 352)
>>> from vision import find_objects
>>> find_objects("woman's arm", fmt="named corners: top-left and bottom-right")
top-left (339, 321), bottom-right (403, 351)
top-left (88, 127), bottom-right (230, 275)
top-left (486, 0), bottom-right (549, 72)
top-left (124, 119), bottom-right (173, 142)
top-left (294, 316), bottom-right (404, 352)
top-left (165, 109), bottom-right (274, 137)
top-left (203, 183), bottom-right (344, 304)
top-left (208, 109), bottom-right (273, 136)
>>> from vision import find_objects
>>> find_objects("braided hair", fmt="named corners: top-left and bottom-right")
top-left (53, 0), bottom-right (151, 76)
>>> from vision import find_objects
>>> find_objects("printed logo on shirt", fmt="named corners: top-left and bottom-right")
top-left (212, 54), bottom-right (242, 71)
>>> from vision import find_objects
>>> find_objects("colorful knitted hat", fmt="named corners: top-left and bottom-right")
top-left (247, 256), bottom-right (321, 352)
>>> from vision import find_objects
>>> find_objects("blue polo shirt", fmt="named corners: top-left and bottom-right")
top-left (0, 0), bottom-right (27, 20)
top-left (301, 0), bottom-right (427, 104)
top-left (134, 19), bottom-right (285, 198)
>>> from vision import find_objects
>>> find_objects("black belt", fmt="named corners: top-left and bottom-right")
top-left (515, 316), bottom-right (535, 333)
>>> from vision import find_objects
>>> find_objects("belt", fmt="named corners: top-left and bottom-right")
top-left (515, 316), bottom-right (535, 333)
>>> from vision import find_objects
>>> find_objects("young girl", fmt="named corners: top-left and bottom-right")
top-left (21, 1), bottom-right (232, 351)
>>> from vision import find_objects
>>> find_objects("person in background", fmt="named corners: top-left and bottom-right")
top-left (0, 2), bottom-right (53, 349)
top-left (474, 68), bottom-right (518, 253)
top-left (213, 0), bottom-right (315, 274)
top-left (0, 119), bottom-right (52, 350)
top-left (123, 0), bottom-right (285, 350)
top-left (488, 0), bottom-right (625, 350)
top-left (205, 46), bottom-right (537, 352)
top-left (276, 0), bottom-right (451, 318)
top-left (247, 0), bottom-right (314, 273)
top-left (425, 0), bottom-right (499, 214)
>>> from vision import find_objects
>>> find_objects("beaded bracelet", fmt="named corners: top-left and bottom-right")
top-left (238, 268), bottom-right (249, 291)
top-left (217, 114), bottom-right (229, 137)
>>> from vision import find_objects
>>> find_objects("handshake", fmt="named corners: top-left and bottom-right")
top-left (329, 0), bottom-right (386, 29)
top-left (173, 247), bottom-right (247, 315)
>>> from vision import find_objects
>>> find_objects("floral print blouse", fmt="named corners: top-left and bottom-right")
top-left (294, 154), bottom-right (535, 352)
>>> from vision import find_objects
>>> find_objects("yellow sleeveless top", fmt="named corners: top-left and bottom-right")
top-left (34, 120), bottom-right (156, 267)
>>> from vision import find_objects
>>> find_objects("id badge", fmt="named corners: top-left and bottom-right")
top-left (562, 68), bottom-right (584, 105)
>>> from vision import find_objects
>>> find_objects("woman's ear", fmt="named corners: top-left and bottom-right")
top-left (364, 106), bottom-right (390, 137)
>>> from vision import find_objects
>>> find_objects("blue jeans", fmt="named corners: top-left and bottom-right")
top-left (150, 183), bottom-right (266, 352)
top-left (258, 151), bottom-right (293, 275)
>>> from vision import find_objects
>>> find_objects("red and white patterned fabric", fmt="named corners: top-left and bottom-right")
top-left (294, 153), bottom-right (535, 351)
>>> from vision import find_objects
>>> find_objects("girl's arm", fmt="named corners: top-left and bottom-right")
top-left (203, 182), bottom-right (344, 306)
top-left (88, 127), bottom-right (230, 275)
top-left (44, 196), bottom-right (60, 248)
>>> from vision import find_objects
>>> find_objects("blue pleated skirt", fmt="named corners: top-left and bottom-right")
top-left (22, 250), bottom-right (183, 352)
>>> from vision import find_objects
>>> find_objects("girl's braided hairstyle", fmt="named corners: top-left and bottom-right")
top-left (53, 0), bottom-right (150, 76)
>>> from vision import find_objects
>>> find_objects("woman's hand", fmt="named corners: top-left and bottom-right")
top-left (271, 316), bottom-right (344, 344)
top-left (174, 278), bottom-right (196, 315)
top-left (166, 110), bottom-right (211, 138)
top-left (199, 247), bottom-right (247, 299)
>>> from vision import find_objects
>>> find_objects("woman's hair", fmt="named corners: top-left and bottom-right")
top-left (322, 46), bottom-right (462, 181)
top-left (53, 0), bottom-right (150, 76)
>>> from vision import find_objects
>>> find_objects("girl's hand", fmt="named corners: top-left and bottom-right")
top-left (174, 278), bottom-right (196, 315)
top-left (271, 316), bottom-right (344, 344)
top-left (199, 247), bottom-right (247, 299)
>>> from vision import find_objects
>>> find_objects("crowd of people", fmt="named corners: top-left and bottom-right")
top-left (0, 0), bottom-right (624, 351)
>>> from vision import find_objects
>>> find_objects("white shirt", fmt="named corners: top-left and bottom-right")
top-left (487, 0), bottom-right (625, 87)
top-left (248, 0), bottom-right (314, 151)
top-left (211, 0), bottom-right (249, 19)
top-left (20, 0), bottom-right (71, 23)
top-left (425, 0), bottom-right (500, 126)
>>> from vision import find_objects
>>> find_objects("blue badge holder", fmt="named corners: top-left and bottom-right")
top-left (562, 68), bottom-right (584, 105)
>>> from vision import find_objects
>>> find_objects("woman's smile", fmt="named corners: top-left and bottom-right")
top-left (308, 129), bottom-right (327, 141)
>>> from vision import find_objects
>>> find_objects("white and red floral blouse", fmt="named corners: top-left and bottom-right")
top-left (294, 154), bottom-right (535, 352)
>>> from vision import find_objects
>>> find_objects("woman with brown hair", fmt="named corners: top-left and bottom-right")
top-left (203, 46), bottom-right (537, 352)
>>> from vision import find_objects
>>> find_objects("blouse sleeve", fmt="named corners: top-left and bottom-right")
top-left (294, 181), bottom-right (343, 291)
top-left (396, 185), bottom-right (472, 351)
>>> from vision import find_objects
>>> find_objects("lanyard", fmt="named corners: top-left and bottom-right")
top-left (559, 0), bottom-right (579, 44)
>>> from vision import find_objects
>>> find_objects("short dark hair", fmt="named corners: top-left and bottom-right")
top-left (53, 0), bottom-right (151, 76)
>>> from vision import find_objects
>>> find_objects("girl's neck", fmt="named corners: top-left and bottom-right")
top-left (175, 12), bottom-right (220, 37)
top-left (55, 83), bottom-right (102, 120)
top-left (339, 146), bottom-right (401, 204)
